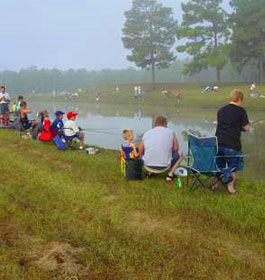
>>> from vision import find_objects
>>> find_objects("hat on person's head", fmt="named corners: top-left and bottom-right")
top-left (55, 110), bottom-right (65, 116)
top-left (67, 110), bottom-right (78, 120)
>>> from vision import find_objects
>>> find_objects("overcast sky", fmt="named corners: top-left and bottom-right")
top-left (0, 0), bottom-right (230, 71)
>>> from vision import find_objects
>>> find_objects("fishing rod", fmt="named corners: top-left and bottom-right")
top-left (81, 127), bottom-right (120, 131)
top-left (250, 117), bottom-right (265, 126)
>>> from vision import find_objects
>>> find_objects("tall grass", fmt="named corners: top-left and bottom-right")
top-left (0, 130), bottom-right (264, 280)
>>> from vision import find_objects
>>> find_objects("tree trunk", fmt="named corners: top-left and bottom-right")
top-left (259, 54), bottom-right (264, 83)
top-left (216, 67), bottom-right (221, 83)
top-left (151, 62), bottom-right (156, 90)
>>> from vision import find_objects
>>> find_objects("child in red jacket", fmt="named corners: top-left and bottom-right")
top-left (38, 110), bottom-right (53, 142)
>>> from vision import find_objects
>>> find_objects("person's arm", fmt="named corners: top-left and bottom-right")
top-left (242, 109), bottom-right (250, 132)
top-left (243, 124), bottom-right (251, 132)
top-left (138, 142), bottom-right (145, 157)
top-left (173, 132), bottom-right (179, 152)
top-left (71, 122), bottom-right (80, 134)
top-left (130, 143), bottom-right (139, 158)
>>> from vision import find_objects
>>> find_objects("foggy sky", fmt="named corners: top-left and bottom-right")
top-left (0, 0), bottom-right (230, 71)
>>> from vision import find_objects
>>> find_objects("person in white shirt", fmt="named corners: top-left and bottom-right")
top-left (64, 111), bottom-right (84, 150)
top-left (139, 116), bottom-right (183, 181)
top-left (0, 86), bottom-right (11, 116)
top-left (250, 83), bottom-right (256, 91)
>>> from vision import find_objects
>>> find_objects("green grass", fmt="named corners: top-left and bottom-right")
top-left (30, 83), bottom-right (265, 112)
top-left (0, 130), bottom-right (264, 279)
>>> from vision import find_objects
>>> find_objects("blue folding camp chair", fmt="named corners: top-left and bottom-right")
top-left (187, 134), bottom-right (222, 191)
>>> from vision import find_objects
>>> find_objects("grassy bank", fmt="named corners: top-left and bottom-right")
top-left (30, 83), bottom-right (265, 112)
top-left (0, 130), bottom-right (265, 280)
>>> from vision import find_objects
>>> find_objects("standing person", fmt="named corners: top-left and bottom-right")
top-left (215, 89), bottom-right (250, 194)
top-left (175, 92), bottom-right (183, 108)
top-left (141, 89), bottom-right (144, 104)
top-left (138, 86), bottom-right (142, 97)
top-left (64, 111), bottom-right (84, 150)
top-left (0, 86), bottom-right (11, 126)
top-left (133, 86), bottom-right (138, 100)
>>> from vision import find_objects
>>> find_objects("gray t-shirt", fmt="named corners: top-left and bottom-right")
top-left (143, 126), bottom-right (174, 167)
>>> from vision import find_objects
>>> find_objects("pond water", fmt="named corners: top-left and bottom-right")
top-left (30, 102), bottom-right (265, 182)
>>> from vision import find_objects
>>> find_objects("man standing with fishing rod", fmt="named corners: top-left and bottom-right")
top-left (215, 89), bottom-right (250, 194)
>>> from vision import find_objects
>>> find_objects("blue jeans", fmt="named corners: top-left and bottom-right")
top-left (216, 146), bottom-right (244, 184)
top-left (171, 151), bottom-right (180, 167)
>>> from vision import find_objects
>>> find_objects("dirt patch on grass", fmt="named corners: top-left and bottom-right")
top-left (0, 222), bottom-right (18, 247)
top-left (0, 222), bottom-right (95, 279)
top-left (17, 237), bottom-right (96, 280)
top-left (128, 211), bottom-right (189, 236)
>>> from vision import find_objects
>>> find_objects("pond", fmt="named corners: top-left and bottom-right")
top-left (30, 101), bottom-right (265, 182)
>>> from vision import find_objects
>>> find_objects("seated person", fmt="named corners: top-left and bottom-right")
top-left (121, 129), bottom-right (139, 160)
top-left (38, 111), bottom-right (53, 142)
top-left (64, 111), bottom-right (84, 150)
top-left (20, 101), bottom-right (32, 130)
top-left (139, 116), bottom-right (183, 181)
top-left (51, 110), bottom-right (65, 137)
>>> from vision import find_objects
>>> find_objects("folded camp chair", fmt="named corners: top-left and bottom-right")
top-left (187, 134), bottom-right (222, 191)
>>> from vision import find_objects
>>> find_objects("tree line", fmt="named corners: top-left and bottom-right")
top-left (122, 0), bottom-right (265, 87)
top-left (0, 62), bottom-right (260, 95)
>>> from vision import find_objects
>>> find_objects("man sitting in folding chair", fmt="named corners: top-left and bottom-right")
top-left (215, 89), bottom-right (250, 194)
top-left (139, 116), bottom-right (183, 180)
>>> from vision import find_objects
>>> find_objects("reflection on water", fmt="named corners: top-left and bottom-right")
top-left (30, 102), bottom-right (265, 182)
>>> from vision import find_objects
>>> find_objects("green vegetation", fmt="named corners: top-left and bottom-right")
top-left (0, 130), bottom-right (264, 279)
top-left (177, 0), bottom-right (229, 82)
top-left (32, 83), bottom-right (265, 113)
top-left (230, 0), bottom-right (265, 82)
top-left (122, 0), bottom-right (177, 88)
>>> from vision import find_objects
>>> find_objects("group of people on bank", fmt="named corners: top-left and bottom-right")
top-left (122, 89), bottom-right (250, 194)
top-left (1, 85), bottom-right (250, 194)
top-left (0, 86), bottom-right (85, 150)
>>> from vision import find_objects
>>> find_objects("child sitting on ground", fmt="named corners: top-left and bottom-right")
top-left (64, 111), bottom-right (84, 150)
top-left (51, 110), bottom-right (65, 137)
top-left (38, 110), bottom-right (53, 142)
top-left (121, 129), bottom-right (139, 159)
top-left (20, 101), bottom-right (32, 130)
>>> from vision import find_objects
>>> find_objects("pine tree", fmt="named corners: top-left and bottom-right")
top-left (177, 0), bottom-right (229, 83)
top-left (230, 0), bottom-right (265, 83)
top-left (122, 0), bottom-right (177, 89)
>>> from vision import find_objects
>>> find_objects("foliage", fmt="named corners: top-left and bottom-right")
top-left (1, 63), bottom-right (263, 96)
top-left (177, 0), bottom-right (230, 82)
top-left (229, 0), bottom-right (265, 82)
top-left (122, 0), bottom-right (177, 87)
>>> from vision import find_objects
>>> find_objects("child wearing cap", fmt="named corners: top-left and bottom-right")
top-left (51, 110), bottom-right (65, 137)
top-left (64, 111), bottom-right (84, 150)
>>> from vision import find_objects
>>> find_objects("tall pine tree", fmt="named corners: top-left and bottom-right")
top-left (230, 0), bottom-right (265, 83)
top-left (177, 0), bottom-right (229, 83)
top-left (122, 0), bottom-right (177, 89)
